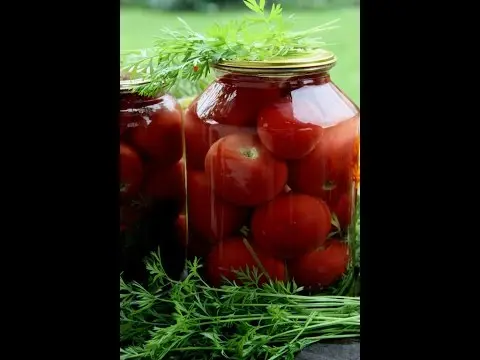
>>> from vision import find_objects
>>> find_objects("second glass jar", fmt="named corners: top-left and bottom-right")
top-left (119, 77), bottom-right (186, 283)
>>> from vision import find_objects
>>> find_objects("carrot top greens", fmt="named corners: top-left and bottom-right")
top-left (121, 0), bottom-right (338, 97)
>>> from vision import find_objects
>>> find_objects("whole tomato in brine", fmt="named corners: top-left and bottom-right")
top-left (288, 239), bottom-right (349, 289)
top-left (206, 237), bottom-right (286, 286)
top-left (120, 143), bottom-right (144, 201)
top-left (257, 96), bottom-right (323, 160)
top-left (184, 102), bottom-right (216, 170)
top-left (288, 115), bottom-right (359, 204)
top-left (251, 193), bottom-right (331, 260)
top-left (196, 75), bottom-right (282, 128)
top-left (130, 94), bottom-right (183, 167)
top-left (184, 101), bottom-right (255, 170)
top-left (205, 133), bottom-right (288, 207)
top-left (187, 170), bottom-right (249, 244)
top-left (143, 160), bottom-right (185, 205)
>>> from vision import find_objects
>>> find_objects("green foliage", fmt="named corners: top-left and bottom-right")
top-left (120, 7), bottom-right (360, 104)
top-left (122, 0), bottom-right (339, 97)
top-left (120, 255), bottom-right (360, 359)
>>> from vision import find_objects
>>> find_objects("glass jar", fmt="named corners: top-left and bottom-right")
top-left (184, 51), bottom-right (360, 294)
top-left (119, 77), bottom-right (186, 283)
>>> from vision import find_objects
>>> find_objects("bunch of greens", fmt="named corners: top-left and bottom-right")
top-left (121, 0), bottom-right (339, 97)
top-left (120, 255), bottom-right (360, 360)
top-left (120, 194), bottom-right (360, 359)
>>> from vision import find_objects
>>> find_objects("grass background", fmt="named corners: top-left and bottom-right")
top-left (120, 6), bottom-right (359, 104)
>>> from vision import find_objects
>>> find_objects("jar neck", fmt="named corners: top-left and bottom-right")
top-left (119, 91), bottom-right (164, 110)
top-left (214, 70), bottom-right (331, 88)
top-left (285, 72), bottom-right (331, 87)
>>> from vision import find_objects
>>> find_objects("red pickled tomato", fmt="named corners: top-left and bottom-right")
top-left (205, 133), bottom-right (288, 206)
top-left (184, 101), bottom-right (255, 170)
top-left (288, 239), bottom-right (349, 289)
top-left (196, 77), bottom-right (282, 127)
top-left (130, 94), bottom-right (183, 167)
top-left (120, 143), bottom-right (144, 200)
top-left (207, 237), bottom-right (286, 286)
top-left (251, 193), bottom-right (331, 259)
top-left (288, 116), bottom-right (359, 203)
top-left (120, 92), bottom-right (164, 142)
top-left (175, 214), bottom-right (211, 260)
top-left (143, 160), bottom-right (186, 204)
top-left (184, 101), bottom-right (216, 170)
top-left (187, 170), bottom-right (249, 244)
top-left (257, 97), bottom-right (323, 160)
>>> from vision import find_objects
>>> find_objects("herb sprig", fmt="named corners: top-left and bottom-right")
top-left (122, 0), bottom-right (339, 97)
top-left (120, 251), bottom-right (360, 360)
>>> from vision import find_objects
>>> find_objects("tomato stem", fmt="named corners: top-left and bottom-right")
top-left (239, 147), bottom-right (259, 159)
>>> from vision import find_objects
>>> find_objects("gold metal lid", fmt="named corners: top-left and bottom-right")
top-left (214, 50), bottom-right (337, 75)
top-left (120, 78), bottom-right (150, 92)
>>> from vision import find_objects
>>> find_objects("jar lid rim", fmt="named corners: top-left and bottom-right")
top-left (214, 50), bottom-right (337, 72)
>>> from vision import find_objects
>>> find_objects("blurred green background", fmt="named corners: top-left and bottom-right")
top-left (120, 0), bottom-right (359, 104)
